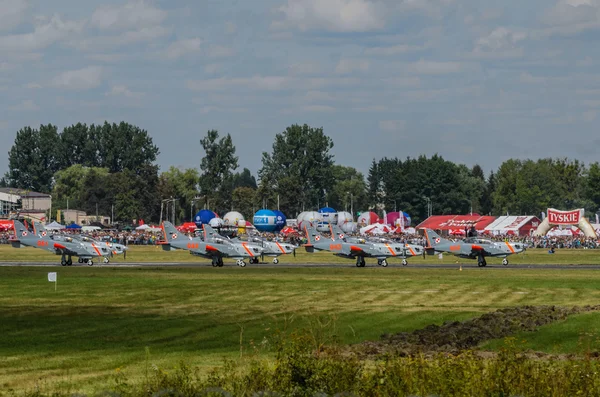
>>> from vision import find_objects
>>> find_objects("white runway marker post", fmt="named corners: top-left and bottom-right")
top-left (48, 272), bottom-right (57, 291)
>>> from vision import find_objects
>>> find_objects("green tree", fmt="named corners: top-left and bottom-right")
top-left (232, 168), bottom-right (257, 189)
top-left (232, 187), bottom-right (257, 220)
top-left (366, 159), bottom-right (380, 209)
top-left (199, 130), bottom-right (239, 215)
top-left (480, 171), bottom-right (496, 215)
top-left (5, 124), bottom-right (60, 193)
top-left (326, 165), bottom-right (368, 214)
top-left (584, 162), bottom-right (600, 213)
top-left (95, 121), bottom-right (159, 173)
top-left (258, 124), bottom-right (334, 217)
top-left (52, 165), bottom-right (109, 211)
top-left (158, 167), bottom-right (200, 222)
top-left (58, 123), bottom-right (100, 169)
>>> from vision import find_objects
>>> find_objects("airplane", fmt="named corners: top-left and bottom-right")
top-left (329, 224), bottom-right (424, 265)
top-left (423, 229), bottom-right (526, 267)
top-left (161, 221), bottom-right (263, 267)
top-left (11, 220), bottom-right (111, 266)
top-left (220, 232), bottom-right (297, 264)
top-left (304, 226), bottom-right (423, 267)
top-left (33, 222), bottom-right (128, 261)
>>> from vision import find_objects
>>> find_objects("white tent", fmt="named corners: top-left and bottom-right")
top-left (136, 224), bottom-right (150, 230)
top-left (360, 224), bottom-right (393, 235)
top-left (82, 226), bottom-right (101, 232)
top-left (45, 221), bottom-right (65, 230)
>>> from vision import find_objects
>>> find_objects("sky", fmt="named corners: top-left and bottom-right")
top-left (1, 0), bottom-right (600, 178)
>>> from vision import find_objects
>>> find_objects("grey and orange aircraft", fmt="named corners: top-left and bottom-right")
top-left (305, 226), bottom-right (424, 267)
top-left (424, 229), bottom-right (525, 267)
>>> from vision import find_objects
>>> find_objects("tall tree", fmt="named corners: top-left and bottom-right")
top-left (58, 123), bottom-right (100, 169)
top-left (232, 168), bottom-right (257, 189)
top-left (157, 167), bottom-right (200, 223)
top-left (326, 165), bottom-right (368, 214)
top-left (96, 121), bottom-right (159, 173)
top-left (5, 124), bottom-right (60, 192)
top-left (366, 159), bottom-right (380, 209)
top-left (199, 130), bottom-right (239, 214)
top-left (232, 187), bottom-right (257, 220)
top-left (258, 124), bottom-right (334, 217)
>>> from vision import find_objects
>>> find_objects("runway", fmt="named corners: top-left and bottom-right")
top-left (0, 261), bottom-right (599, 270)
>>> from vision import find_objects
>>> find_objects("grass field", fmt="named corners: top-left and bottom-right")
top-left (3, 262), bottom-right (600, 394)
top-left (2, 244), bottom-right (600, 265)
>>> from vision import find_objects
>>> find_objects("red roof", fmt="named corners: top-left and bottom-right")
top-left (416, 215), bottom-right (497, 231)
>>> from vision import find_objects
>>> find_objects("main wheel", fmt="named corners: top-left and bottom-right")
top-left (61, 259), bottom-right (67, 266)
top-left (78, 258), bottom-right (83, 263)
top-left (382, 259), bottom-right (389, 267)
top-left (67, 259), bottom-right (73, 266)
top-left (360, 258), bottom-right (366, 267)
top-left (482, 259), bottom-right (487, 267)
top-left (218, 258), bottom-right (224, 267)
top-left (273, 258), bottom-right (279, 264)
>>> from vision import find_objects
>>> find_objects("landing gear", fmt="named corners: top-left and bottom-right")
top-left (66, 256), bottom-right (72, 266)
top-left (218, 258), bottom-right (224, 267)
top-left (87, 259), bottom-right (94, 266)
top-left (236, 259), bottom-right (247, 267)
top-left (355, 257), bottom-right (366, 267)
top-left (272, 258), bottom-right (279, 264)
top-left (250, 257), bottom-right (260, 264)
top-left (78, 258), bottom-right (83, 263)
top-left (477, 256), bottom-right (487, 267)
top-left (401, 259), bottom-right (407, 266)
top-left (502, 258), bottom-right (508, 266)
top-left (61, 259), bottom-right (67, 266)
top-left (377, 259), bottom-right (388, 267)
top-left (212, 257), bottom-right (218, 267)
top-left (103, 257), bottom-right (109, 264)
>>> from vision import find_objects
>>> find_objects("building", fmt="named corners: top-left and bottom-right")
top-left (0, 188), bottom-right (52, 219)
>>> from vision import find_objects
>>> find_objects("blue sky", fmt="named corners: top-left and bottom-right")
top-left (1, 0), bottom-right (599, 178)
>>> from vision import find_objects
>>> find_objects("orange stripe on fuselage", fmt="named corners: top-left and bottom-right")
top-left (504, 241), bottom-right (515, 254)
top-left (406, 244), bottom-right (416, 256)
top-left (242, 242), bottom-right (254, 257)
top-left (275, 241), bottom-right (286, 253)
top-left (91, 243), bottom-right (102, 256)
top-left (384, 243), bottom-right (396, 256)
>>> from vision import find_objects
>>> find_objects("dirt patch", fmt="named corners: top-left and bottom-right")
top-left (348, 305), bottom-right (600, 357)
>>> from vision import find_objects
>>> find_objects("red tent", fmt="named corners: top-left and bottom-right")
top-left (0, 220), bottom-right (13, 231)
top-left (177, 222), bottom-right (198, 232)
top-left (280, 227), bottom-right (297, 235)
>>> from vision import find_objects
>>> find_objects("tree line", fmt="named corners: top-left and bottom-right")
top-left (2, 121), bottom-right (600, 225)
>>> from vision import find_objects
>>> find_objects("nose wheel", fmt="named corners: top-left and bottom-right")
top-left (103, 257), bottom-right (109, 264)
top-left (502, 258), bottom-right (508, 266)
top-left (236, 259), bottom-right (247, 267)
top-left (401, 259), bottom-right (407, 266)
top-left (272, 258), bottom-right (279, 264)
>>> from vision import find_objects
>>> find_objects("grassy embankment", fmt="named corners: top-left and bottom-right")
top-left (2, 265), bottom-right (600, 394)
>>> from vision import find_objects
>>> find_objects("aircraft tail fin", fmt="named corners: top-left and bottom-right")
top-left (162, 221), bottom-right (179, 243)
top-left (424, 229), bottom-right (449, 248)
top-left (12, 220), bottom-right (28, 239)
top-left (304, 226), bottom-right (323, 245)
top-left (33, 221), bottom-right (47, 237)
top-left (202, 223), bottom-right (218, 241)
top-left (329, 224), bottom-right (345, 242)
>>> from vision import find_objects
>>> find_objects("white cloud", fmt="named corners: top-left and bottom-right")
top-left (288, 61), bottom-right (321, 75)
top-left (379, 120), bottom-right (406, 132)
top-left (335, 58), bottom-right (369, 74)
top-left (91, 1), bottom-right (167, 30)
top-left (188, 76), bottom-right (290, 91)
top-left (541, 0), bottom-right (600, 35)
top-left (165, 38), bottom-right (202, 59)
top-left (365, 44), bottom-right (419, 56)
top-left (520, 72), bottom-right (547, 84)
top-left (206, 45), bottom-right (235, 58)
top-left (472, 27), bottom-right (526, 59)
top-left (0, 14), bottom-right (83, 52)
top-left (409, 60), bottom-right (463, 74)
top-left (9, 99), bottom-right (39, 111)
top-left (278, 0), bottom-right (385, 32)
top-left (51, 66), bottom-right (103, 90)
top-left (106, 84), bottom-right (144, 99)
top-left (303, 104), bottom-right (336, 112)
top-left (0, 0), bottom-right (29, 32)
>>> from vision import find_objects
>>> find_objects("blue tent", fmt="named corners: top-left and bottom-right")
top-left (66, 223), bottom-right (82, 229)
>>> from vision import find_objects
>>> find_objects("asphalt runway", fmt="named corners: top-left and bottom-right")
top-left (0, 261), bottom-right (599, 270)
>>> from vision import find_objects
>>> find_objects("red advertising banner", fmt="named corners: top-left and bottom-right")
top-left (547, 208), bottom-right (582, 225)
